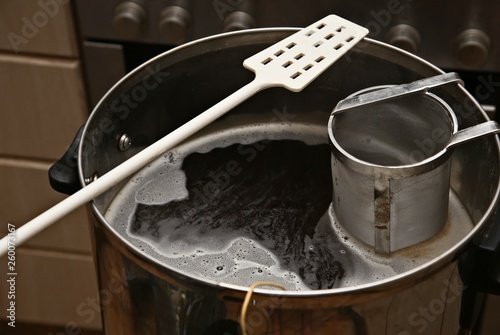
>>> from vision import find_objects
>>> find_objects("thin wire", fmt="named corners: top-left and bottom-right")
top-left (240, 282), bottom-right (286, 335)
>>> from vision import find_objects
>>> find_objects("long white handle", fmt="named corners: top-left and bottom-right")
top-left (0, 79), bottom-right (265, 257)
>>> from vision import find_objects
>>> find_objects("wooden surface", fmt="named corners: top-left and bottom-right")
top-left (0, 53), bottom-right (88, 160)
top-left (0, 160), bottom-right (100, 329)
top-left (0, 320), bottom-right (102, 335)
top-left (0, 0), bottom-right (101, 330)
top-left (0, 158), bottom-right (92, 254)
top-left (0, 248), bottom-right (102, 329)
top-left (0, 0), bottom-right (78, 57)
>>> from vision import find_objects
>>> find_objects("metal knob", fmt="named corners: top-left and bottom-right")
top-left (386, 24), bottom-right (421, 54)
top-left (112, 2), bottom-right (146, 38)
top-left (158, 6), bottom-right (192, 44)
top-left (223, 11), bottom-right (256, 32)
top-left (455, 29), bottom-right (491, 67)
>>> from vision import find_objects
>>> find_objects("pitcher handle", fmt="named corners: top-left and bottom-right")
top-left (447, 120), bottom-right (500, 149)
top-left (332, 72), bottom-right (464, 115)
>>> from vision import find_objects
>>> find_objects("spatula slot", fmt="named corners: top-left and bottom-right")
top-left (334, 43), bottom-right (344, 50)
top-left (303, 64), bottom-right (313, 71)
top-left (275, 50), bottom-right (285, 57)
top-left (282, 61), bottom-right (293, 68)
top-left (346, 36), bottom-right (355, 43)
top-left (294, 53), bottom-right (305, 60)
top-left (325, 33), bottom-right (335, 40)
top-left (315, 56), bottom-right (325, 63)
top-left (286, 42), bottom-right (297, 49)
top-left (261, 57), bottom-right (272, 65)
top-left (336, 26), bottom-right (346, 32)
top-left (314, 41), bottom-right (323, 48)
top-left (290, 72), bottom-right (302, 79)
top-left (305, 30), bottom-right (315, 37)
top-left (317, 23), bottom-right (326, 29)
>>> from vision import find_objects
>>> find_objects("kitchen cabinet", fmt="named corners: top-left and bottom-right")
top-left (0, 249), bottom-right (101, 329)
top-left (0, 0), bottom-right (78, 57)
top-left (0, 159), bottom-right (91, 253)
top-left (0, 54), bottom-right (87, 160)
top-left (0, 0), bottom-right (101, 331)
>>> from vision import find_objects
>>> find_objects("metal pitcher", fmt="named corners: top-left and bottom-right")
top-left (328, 73), bottom-right (500, 254)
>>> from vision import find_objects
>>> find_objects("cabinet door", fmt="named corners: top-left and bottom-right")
top-left (0, 158), bottom-right (92, 254)
top-left (0, 0), bottom-right (78, 57)
top-left (0, 54), bottom-right (88, 160)
top-left (0, 159), bottom-right (101, 329)
top-left (0, 249), bottom-right (102, 329)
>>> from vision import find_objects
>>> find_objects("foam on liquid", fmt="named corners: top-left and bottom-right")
top-left (105, 121), bottom-right (474, 291)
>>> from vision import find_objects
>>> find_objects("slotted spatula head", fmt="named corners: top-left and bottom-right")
top-left (243, 15), bottom-right (369, 92)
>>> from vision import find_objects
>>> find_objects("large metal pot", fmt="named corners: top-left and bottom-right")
top-left (51, 29), bottom-right (500, 334)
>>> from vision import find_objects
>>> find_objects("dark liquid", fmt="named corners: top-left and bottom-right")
top-left (130, 140), bottom-right (346, 289)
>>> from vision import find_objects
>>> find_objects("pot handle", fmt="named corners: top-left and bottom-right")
top-left (447, 120), bottom-right (500, 148)
top-left (458, 211), bottom-right (500, 332)
top-left (48, 125), bottom-right (84, 195)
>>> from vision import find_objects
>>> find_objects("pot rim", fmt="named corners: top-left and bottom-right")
top-left (78, 28), bottom-right (500, 297)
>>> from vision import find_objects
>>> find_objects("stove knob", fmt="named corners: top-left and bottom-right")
top-left (223, 11), bottom-right (255, 32)
top-left (455, 29), bottom-right (491, 67)
top-left (159, 6), bottom-right (192, 44)
top-left (386, 24), bottom-right (421, 54)
top-left (112, 1), bottom-right (146, 38)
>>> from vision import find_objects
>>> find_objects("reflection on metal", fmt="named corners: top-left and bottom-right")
top-left (118, 133), bottom-right (132, 151)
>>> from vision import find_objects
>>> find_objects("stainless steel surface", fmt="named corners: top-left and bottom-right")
top-left (74, 0), bottom-right (500, 71)
top-left (333, 73), bottom-right (464, 114)
top-left (158, 6), bottom-right (192, 44)
top-left (454, 29), bottom-right (491, 68)
top-left (118, 133), bottom-right (132, 151)
top-left (84, 173), bottom-right (99, 186)
top-left (449, 121), bottom-right (500, 148)
top-left (329, 90), bottom-right (456, 253)
top-left (328, 75), bottom-right (500, 253)
top-left (223, 11), bottom-right (256, 32)
top-left (77, 29), bottom-right (500, 334)
top-left (112, 1), bottom-right (146, 38)
top-left (385, 23), bottom-right (421, 53)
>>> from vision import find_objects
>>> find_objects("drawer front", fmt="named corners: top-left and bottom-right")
top-left (0, 54), bottom-right (88, 160)
top-left (0, 158), bottom-right (92, 254)
top-left (0, 0), bottom-right (78, 57)
top-left (0, 249), bottom-right (102, 329)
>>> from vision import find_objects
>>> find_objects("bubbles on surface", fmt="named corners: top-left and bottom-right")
top-left (104, 122), bottom-right (474, 291)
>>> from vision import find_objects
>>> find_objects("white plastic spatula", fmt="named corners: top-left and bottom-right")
top-left (0, 15), bottom-right (368, 256)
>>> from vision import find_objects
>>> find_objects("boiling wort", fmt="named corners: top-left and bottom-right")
top-left (105, 122), bottom-right (473, 290)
